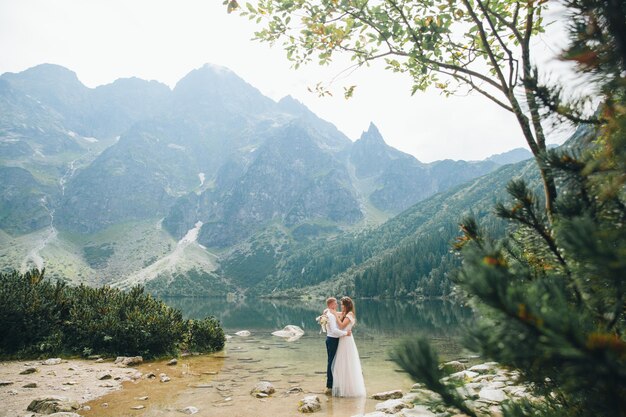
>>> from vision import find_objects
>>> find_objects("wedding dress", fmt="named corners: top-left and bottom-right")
top-left (332, 313), bottom-right (366, 397)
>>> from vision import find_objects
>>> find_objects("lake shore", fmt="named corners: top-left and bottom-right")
top-left (0, 357), bottom-right (142, 417)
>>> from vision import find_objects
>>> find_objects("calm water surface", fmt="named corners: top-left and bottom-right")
top-left (83, 298), bottom-right (474, 417)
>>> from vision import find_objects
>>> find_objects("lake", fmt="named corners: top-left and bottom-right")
top-left (83, 298), bottom-right (474, 417)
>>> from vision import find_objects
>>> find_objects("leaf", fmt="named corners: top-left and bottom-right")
top-left (343, 85), bottom-right (357, 99)
top-left (227, 0), bottom-right (239, 13)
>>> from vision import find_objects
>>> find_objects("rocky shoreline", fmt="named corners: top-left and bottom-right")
top-left (358, 361), bottom-right (535, 417)
top-left (0, 356), bottom-right (143, 417)
top-left (0, 354), bottom-right (533, 417)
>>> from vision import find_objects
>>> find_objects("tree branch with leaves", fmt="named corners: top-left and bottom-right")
top-left (226, 0), bottom-right (559, 215)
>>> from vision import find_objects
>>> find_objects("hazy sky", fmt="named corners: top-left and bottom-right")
top-left (0, 0), bottom-right (574, 162)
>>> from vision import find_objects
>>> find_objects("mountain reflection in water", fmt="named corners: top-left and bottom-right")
top-left (82, 298), bottom-right (474, 417)
top-left (162, 297), bottom-right (473, 337)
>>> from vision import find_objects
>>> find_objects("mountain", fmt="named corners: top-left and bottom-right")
top-left (349, 123), bottom-right (497, 214)
top-left (486, 147), bottom-right (533, 165)
top-left (0, 63), bottom-right (528, 294)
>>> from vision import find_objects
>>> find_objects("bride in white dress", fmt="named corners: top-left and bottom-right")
top-left (331, 296), bottom-right (366, 397)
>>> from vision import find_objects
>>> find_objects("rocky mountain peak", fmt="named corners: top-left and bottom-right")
top-left (361, 122), bottom-right (385, 144)
top-left (2, 63), bottom-right (82, 86)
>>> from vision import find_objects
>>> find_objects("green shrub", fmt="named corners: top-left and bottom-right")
top-left (0, 269), bottom-right (225, 359)
top-left (185, 316), bottom-right (225, 353)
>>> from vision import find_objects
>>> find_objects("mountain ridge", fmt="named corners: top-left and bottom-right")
top-left (0, 63), bottom-right (541, 294)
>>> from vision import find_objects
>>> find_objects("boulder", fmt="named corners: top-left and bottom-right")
top-left (400, 406), bottom-right (437, 417)
top-left (23, 382), bottom-right (38, 388)
top-left (404, 389), bottom-right (441, 403)
top-left (20, 367), bottom-right (38, 375)
top-left (47, 413), bottom-right (82, 417)
top-left (375, 399), bottom-right (413, 414)
top-left (0, 381), bottom-right (13, 386)
top-left (298, 395), bottom-right (321, 413)
top-left (43, 358), bottom-right (62, 366)
top-left (468, 364), bottom-right (495, 373)
top-left (167, 359), bottom-right (178, 366)
top-left (27, 396), bottom-right (80, 414)
top-left (235, 330), bottom-right (251, 337)
top-left (272, 325), bottom-right (305, 342)
top-left (251, 381), bottom-right (275, 397)
top-left (371, 390), bottom-right (403, 400)
top-left (97, 372), bottom-right (112, 380)
top-left (441, 361), bottom-right (466, 373)
top-left (114, 356), bottom-right (143, 366)
top-left (478, 388), bottom-right (507, 403)
top-left (448, 370), bottom-right (479, 381)
top-left (160, 374), bottom-right (171, 383)
top-left (362, 413), bottom-right (388, 417)
top-left (179, 406), bottom-right (199, 414)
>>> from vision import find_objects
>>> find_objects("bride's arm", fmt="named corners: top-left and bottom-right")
top-left (335, 312), bottom-right (351, 329)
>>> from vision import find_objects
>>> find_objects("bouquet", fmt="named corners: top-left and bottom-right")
top-left (316, 310), bottom-right (329, 334)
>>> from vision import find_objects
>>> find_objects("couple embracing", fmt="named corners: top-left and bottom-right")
top-left (322, 296), bottom-right (366, 397)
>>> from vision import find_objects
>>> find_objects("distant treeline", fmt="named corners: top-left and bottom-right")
top-left (0, 269), bottom-right (224, 358)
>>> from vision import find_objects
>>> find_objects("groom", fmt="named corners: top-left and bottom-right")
top-left (324, 297), bottom-right (351, 395)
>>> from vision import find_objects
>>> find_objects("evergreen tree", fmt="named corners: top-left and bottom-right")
top-left (392, 0), bottom-right (626, 416)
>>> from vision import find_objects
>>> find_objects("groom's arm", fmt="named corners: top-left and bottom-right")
top-left (326, 313), bottom-right (348, 337)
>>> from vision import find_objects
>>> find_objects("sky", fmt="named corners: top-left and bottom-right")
top-left (0, 0), bottom-right (575, 162)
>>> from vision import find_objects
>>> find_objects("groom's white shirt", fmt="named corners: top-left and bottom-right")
top-left (325, 309), bottom-right (348, 338)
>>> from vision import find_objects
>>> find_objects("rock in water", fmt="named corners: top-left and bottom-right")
top-left (47, 413), bottom-right (83, 417)
top-left (298, 395), bottom-right (321, 413)
top-left (167, 359), bottom-right (178, 366)
top-left (43, 358), bottom-right (62, 365)
top-left (271, 325), bottom-right (305, 342)
top-left (20, 367), bottom-right (38, 375)
top-left (251, 381), bottom-right (275, 397)
top-left (375, 399), bottom-right (413, 414)
top-left (371, 390), bottom-right (403, 400)
top-left (114, 356), bottom-right (143, 366)
top-left (27, 396), bottom-right (80, 414)
top-left (0, 381), bottom-right (13, 386)
top-left (179, 406), bottom-right (199, 414)
top-left (23, 382), bottom-right (37, 388)
top-left (235, 330), bottom-right (251, 337)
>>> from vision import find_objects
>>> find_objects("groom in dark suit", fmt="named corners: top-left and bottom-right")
top-left (324, 297), bottom-right (351, 395)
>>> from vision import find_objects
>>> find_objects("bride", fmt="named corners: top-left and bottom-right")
top-left (331, 296), bottom-right (366, 397)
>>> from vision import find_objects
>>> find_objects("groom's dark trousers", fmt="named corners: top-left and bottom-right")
top-left (326, 336), bottom-right (340, 389)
